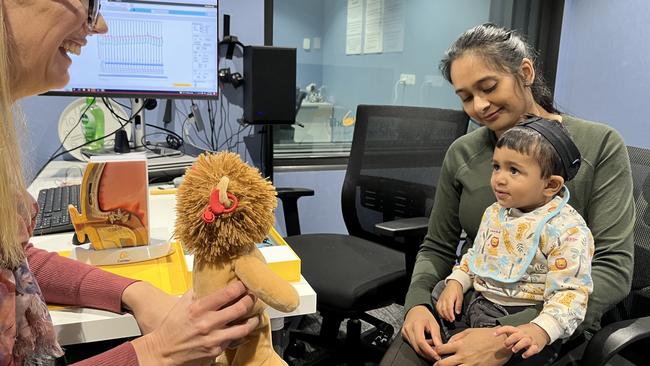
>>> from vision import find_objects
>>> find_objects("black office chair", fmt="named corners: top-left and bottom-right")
top-left (283, 105), bottom-right (468, 366)
top-left (563, 145), bottom-right (650, 366)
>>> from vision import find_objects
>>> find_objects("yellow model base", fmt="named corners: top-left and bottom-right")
top-left (60, 241), bottom-right (191, 296)
top-left (99, 241), bottom-right (191, 296)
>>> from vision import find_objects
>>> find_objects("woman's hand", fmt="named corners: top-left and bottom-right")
top-left (435, 280), bottom-right (463, 322)
top-left (121, 281), bottom-right (180, 334)
top-left (401, 305), bottom-right (443, 362)
top-left (433, 327), bottom-right (513, 366)
top-left (131, 281), bottom-right (260, 366)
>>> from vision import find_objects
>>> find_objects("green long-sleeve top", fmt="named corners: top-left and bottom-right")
top-left (404, 115), bottom-right (635, 333)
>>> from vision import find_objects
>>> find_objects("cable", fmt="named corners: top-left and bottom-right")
top-left (139, 132), bottom-right (185, 156)
top-left (207, 99), bottom-right (215, 150)
top-left (110, 99), bottom-right (131, 111)
top-left (181, 115), bottom-right (213, 150)
top-left (34, 97), bottom-right (97, 178)
top-left (53, 97), bottom-right (96, 158)
top-left (144, 123), bottom-right (184, 151)
top-left (218, 121), bottom-right (250, 150)
top-left (105, 97), bottom-right (147, 127)
top-left (144, 123), bottom-right (184, 144)
top-left (392, 80), bottom-right (405, 105)
top-left (48, 97), bottom-right (147, 161)
top-left (51, 125), bottom-right (122, 161)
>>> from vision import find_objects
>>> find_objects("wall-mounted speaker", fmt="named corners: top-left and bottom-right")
top-left (243, 46), bottom-right (296, 124)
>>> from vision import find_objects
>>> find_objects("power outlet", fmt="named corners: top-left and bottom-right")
top-left (399, 73), bottom-right (416, 85)
top-left (424, 74), bottom-right (444, 86)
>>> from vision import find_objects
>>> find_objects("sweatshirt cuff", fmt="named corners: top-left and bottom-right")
top-left (404, 287), bottom-right (435, 315)
top-left (71, 341), bottom-right (139, 366)
top-left (531, 313), bottom-right (564, 344)
top-left (446, 270), bottom-right (472, 293)
top-left (79, 268), bottom-right (139, 313)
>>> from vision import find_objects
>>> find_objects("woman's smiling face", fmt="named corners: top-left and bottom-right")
top-left (450, 52), bottom-right (534, 138)
top-left (4, 0), bottom-right (108, 100)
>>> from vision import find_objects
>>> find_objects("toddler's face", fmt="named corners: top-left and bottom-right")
top-left (490, 147), bottom-right (549, 212)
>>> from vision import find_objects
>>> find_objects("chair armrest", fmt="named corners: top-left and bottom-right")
top-left (375, 217), bottom-right (429, 238)
top-left (276, 187), bottom-right (315, 199)
top-left (375, 217), bottom-right (429, 300)
top-left (581, 316), bottom-right (650, 366)
top-left (276, 187), bottom-right (315, 237)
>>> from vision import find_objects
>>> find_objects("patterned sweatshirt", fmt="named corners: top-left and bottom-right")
top-left (446, 191), bottom-right (595, 343)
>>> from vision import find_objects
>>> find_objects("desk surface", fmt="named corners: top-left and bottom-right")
top-left (29, 160), bottom-right (316, 346)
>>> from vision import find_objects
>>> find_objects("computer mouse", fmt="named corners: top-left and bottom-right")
top-left (173, 176), bottom-right (185, 188)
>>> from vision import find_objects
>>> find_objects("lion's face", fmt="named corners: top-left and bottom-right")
top-left (174, 152), bottom-right (277, 260)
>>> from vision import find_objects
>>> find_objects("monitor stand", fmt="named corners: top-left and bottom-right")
top-left (130, 98), bottom-right (146, 150)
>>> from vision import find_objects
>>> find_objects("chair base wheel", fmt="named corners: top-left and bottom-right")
top-left (284, 340), bottom-right (307, 359)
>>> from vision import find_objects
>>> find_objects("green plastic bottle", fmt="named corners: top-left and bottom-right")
top-left (81, 97), bottom-right (105, 151)
top-left (80, 98), bottom-right (97, 150)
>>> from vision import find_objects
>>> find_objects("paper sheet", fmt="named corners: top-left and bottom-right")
top-left (363, 0), bottom-right (383, 53)
top-left (383, 0), bottom-right (405, 53)
top-left (346, 0), bottom-right (363, 55)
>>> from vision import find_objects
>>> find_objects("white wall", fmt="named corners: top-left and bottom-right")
top-left (555, 0), bottom-right (650, 148)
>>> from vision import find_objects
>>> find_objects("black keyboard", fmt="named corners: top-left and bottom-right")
top-left (34, 185), bottom-right (80, 235)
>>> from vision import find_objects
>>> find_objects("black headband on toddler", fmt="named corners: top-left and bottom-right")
top-left (518, 116), bottom-right (582, 182)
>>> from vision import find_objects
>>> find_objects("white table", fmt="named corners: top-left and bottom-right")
top-left (29, 160), bottom-right (316, 345)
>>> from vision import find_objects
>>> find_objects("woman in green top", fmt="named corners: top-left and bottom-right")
top-left (381, 23), bottom-right (634, 366)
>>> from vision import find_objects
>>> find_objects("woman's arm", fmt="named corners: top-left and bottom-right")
top-left (70, 282), bottom-right (259, 366)
top-left (27, 244), bottom-right (179, 334)
top-left (400, 143), bottom-right (469, 362)
top-left (404, 145), bottom-right (464, 313)
top-left (576, 129), bottom-right (634, 333)
top-left (26, 244), bottom-right (136, 312)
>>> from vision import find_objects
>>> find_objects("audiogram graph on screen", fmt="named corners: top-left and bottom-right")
top-left (51, 0), bottom-right (219, 98)
top-left (99, 19), bottom-right (165, 76)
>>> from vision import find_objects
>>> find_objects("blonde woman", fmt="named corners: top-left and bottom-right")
top-left (1, 1), bottom-right (258, 364)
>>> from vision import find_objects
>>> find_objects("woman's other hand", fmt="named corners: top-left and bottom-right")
top-left (401, 305), bottom-right (443, 362)
top-left (121, 281), bottom-right (180, 334)
top-left (435, 280), bottom-right (463, 322)
top-left (131, 281), bottom-right (259, 365)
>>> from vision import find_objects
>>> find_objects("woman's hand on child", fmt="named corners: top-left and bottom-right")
top-left (494, 323), bottom-right (550, 359)
top-left (435, 280), bottom-right (463, 322)
top-left (401, 305), bottom-right (444, 362)
top-left (131, 281), bottom-right (259, 365)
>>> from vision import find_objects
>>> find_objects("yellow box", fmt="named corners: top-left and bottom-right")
top-left (94, 241), bottom-right (191, 296)
top-left (58, 228), bottom-right (299, 296)
top-left (258, 227), bottom-right (302, 282)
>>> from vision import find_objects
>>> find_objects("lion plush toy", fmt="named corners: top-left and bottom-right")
top-left (175, 152), bottom-right (299, 366)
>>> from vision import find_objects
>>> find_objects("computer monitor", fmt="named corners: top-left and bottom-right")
top-left (47, 0), bottom-right (219, 99)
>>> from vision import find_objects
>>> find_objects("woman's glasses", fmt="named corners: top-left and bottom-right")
top-left (81, 0), bottom-right (101, 31)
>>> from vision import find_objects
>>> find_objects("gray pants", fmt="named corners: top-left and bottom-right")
top-left (380, 281), bottom-right (561, 366)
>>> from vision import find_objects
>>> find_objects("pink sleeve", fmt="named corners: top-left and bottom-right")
top-left (26, 244), bottom-right (137, 313)
top-left (70, 342), bottom-right (139, 366)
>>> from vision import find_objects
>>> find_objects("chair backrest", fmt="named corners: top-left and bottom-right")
top-left (626, 146), bottom-right (650, 316)
top-left (341, 105), bottom-right (468, 246)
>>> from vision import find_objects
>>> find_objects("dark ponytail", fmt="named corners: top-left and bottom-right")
top-left (439, 23), bottom-right (558, 114)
